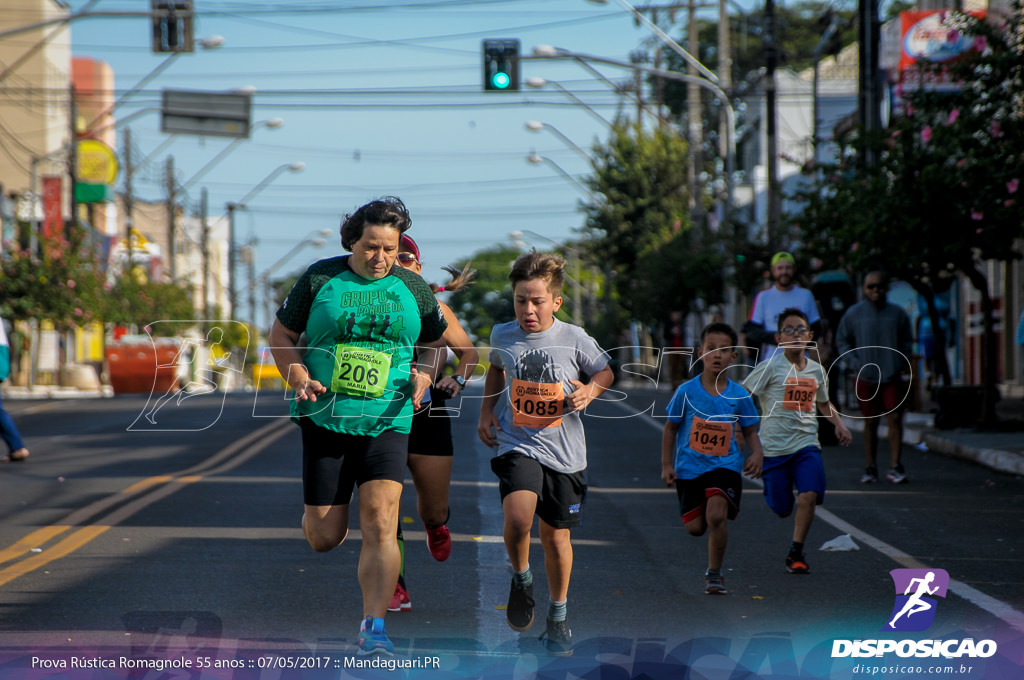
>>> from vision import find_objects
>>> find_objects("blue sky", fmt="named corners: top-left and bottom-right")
top-left (62, 0), bottom-right (744, 325)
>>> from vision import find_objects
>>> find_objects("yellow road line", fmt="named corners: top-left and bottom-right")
top-left (0, 526), bottom-right (71, 567)
top-left (0, 526), bottom-right (110, 587)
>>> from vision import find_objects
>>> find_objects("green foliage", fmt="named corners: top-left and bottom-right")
top-left (789, 3), bottom-right (1024, 417)
top-left (581, 122), bottom-right (730, 330)
top-left (790, 5), bottom-right (1024, 283)
top-left (583, 122), bottom-right (690, 272)
top-left (445, 244), bottom-right (521, 343)
top-left (0, 223), bottom-right (107, 331)
top-left (102, 273), bottom-right (197, 333)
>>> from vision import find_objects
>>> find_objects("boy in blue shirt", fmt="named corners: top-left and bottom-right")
top-left (661, 322), bottom-right (764, 594)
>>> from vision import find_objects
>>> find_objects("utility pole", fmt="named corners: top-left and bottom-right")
top-left (200, 187), bottom-right (209, 320)
top-left (123, 127), bottom-right (134, 277)
top-left (858, 0), bottom-right (882, 166)
top-left (68, 83), bottom-right (77, 233)
top-left (165, 156), bottom-right (177, 280)
top-left (248, 241), bottom-right (257, 329)
top-left (687, 0), bottom-right (704, 225)
top-left (764, 0), bottom-right (781, 248)
top-left (226, 202), bottom-right (238, 319)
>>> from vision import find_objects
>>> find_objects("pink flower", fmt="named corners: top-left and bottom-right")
top-left (67, 279), bottom-right (76, 289)
top-left (1007, 178), bottom-right (1019, 194)
top-left (921, 126), bottom-right (933, 143)
top-left (975, 36), bottom-right (987, 52)
top-left (956, 159), bottom-right (968, 167)
top-left (1005, 200), bottom-right (1016, 208)
top-left (990, 121), bottom-right (1002, 137)
top-left (74, 308), bottom-right (83, 317)
top-left (971, 211), bottom-right (984, 221)
top-left (947, 109), bottom-right (959, 125)
top-left (906, 103), bottom-right (914, 116)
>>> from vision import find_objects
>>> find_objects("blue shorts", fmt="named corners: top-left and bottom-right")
top-left (761, 446), bottom-right (826, 517)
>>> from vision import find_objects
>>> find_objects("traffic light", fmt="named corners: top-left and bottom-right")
top-left (151, 1), bottom-right (194, 53)
top-left (482, 39), bottom-right (520, 92)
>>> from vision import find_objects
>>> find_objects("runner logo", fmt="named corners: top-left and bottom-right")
top-left (883, 568), bottom-right (949, 632)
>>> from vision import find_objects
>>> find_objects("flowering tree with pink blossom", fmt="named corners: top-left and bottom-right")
top-left (789, 1), bottom-right (1024, 426)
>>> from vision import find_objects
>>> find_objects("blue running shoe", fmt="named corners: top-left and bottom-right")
top-left (357, 616), bottom-right (395, 656)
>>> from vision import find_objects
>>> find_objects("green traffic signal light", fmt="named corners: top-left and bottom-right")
top-left (491, 71), bottom-right (511, 90)
top-left (482, 39), bottom-right (520, 92)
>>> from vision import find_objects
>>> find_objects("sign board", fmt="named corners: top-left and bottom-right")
top-left (883, 10), bottom-right (986, 91)
top-left (161, 89), bottom-right (252, 138)
top-left (76, 139), bottom-right (119, 184)
top-left (74, 139), bottom-right (119, 204)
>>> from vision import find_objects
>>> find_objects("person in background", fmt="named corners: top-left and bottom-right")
top-left (835, 271), bottom-right (914, 485)
top-left (0, 316), bottom-right (29, 463)
top-left (743, 252), bottom-right (822, 363)
top-left (388, 234), bottom-right (479, 613)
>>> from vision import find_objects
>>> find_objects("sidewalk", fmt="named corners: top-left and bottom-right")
top-left (3, 384), bottom-right (115, 400)
top-left (842, 397), bottom-right (1024, 478)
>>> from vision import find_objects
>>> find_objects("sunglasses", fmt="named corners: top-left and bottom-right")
top-left (397, 252), bottom-right (419, 265)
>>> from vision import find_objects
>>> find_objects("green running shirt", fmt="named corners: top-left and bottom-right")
top-left (276, 256), bottom-right (447, 435)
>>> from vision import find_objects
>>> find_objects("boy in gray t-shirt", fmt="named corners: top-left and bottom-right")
top-left (478, 251), bottom-right (613, 656)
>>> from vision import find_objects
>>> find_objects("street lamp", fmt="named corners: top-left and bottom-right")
top-left (177, 117), bottom-right (285, 194)
top-left (583, 0), bottom-right (719, 84)
top-left (83, 35), bottom-right (224, 133)
top-left (259, 229), bottom-right (331, 333)
top-left (525, 76), bottom-right (613, 128)
top-left (526, 153), bottom-right (599, 201)
top-left (525, 121), bottom-right (592, 162)
top-left (222, 161), bottom-right (305, 321)
top-left (531, 47), bottom-right (735, 222)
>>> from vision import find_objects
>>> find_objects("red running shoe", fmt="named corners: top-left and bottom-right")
top-left (388, 582), bottom-right (411, 612)
top-left (425, 524), bottom-right (451, 562)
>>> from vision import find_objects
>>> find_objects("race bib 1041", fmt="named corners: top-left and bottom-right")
top-left (688, 417), bottom-right (733, 456)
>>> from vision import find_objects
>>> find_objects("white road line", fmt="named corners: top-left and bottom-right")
top-left (618, 400), bottom-right (1024, 634)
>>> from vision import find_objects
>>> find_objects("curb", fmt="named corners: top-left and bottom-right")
top-left (841, 414), bottom-right (1024, 477)
top-left (2, 386), bottom-right (115, 400)
top-left (920, 432), bottom-right (1024, 477)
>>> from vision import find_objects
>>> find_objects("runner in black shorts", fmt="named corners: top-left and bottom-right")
top-left (388, 234), bottom-right (479, 612)
top-left (270, 197), bottom-right (448, 656)
top-left (491, 451), bottom-right (587, 529)
top-left (676, 467), bottom-right (743, 524)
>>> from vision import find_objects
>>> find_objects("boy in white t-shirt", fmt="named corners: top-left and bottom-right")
top-left (742, 308), bottom-right (852, 574)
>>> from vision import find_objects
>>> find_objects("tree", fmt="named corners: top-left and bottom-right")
top-left (444, 244), bottom-right (522, 344)
top-left (0, 223), bottom-right (106, 332)
top-left (790, 3), bottom-right (1024, 426)
top-left (581, 121), bottom-right (728, 343)
top-left (101, 275), bottom-right (197, 333)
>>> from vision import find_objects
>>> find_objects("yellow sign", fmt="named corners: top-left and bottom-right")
top-left (76, 139), bottom-right (119, 184)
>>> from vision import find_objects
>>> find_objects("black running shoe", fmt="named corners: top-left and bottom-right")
top-left (539, 618), bottom-right (573, 656)
top-left (506, 579), bottom-right (535, 631)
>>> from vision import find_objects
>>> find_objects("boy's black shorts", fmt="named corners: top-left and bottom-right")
top-left (299, 419), bottom-right (408, 506)
top-left (675, 467), bottom-right (743, 524)
top-left (491, 451), bottom-right (586, 529)
top-left (408, 389), bottom-right (454, 457)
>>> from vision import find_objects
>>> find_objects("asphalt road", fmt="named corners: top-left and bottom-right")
top-left (0, 386), bottom-right (1021, 679)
